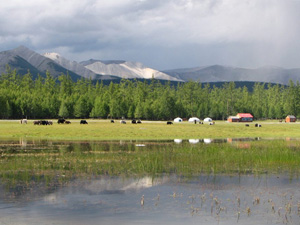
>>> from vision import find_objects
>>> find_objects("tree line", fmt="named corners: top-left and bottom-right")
top-left (0, 68), bottom-right (299, 120)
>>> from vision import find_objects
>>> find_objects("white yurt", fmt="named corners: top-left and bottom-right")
top-left (174, 117), bottom-right (183, 122)
top-left (188, 117), bottom-right (200, 123)
top-left (204, 117), bottom-right (213, 122)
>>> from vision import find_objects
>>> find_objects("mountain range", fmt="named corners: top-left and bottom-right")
top-left (163, 65), bottom-right (300, 85)
top-left (0, 46), bottom-right (181, 82)
top-left (0, 46), bottom-right (300, 85)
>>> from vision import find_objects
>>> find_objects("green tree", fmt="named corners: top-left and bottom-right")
top-left (58, 101), bottom-right (69, 118)
top-left (74, 96), bottom-right (89, 118)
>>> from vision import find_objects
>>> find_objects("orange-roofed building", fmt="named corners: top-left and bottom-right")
top-left (227, 116), bottom-right (240, 122)
top-left (285, 115), bottom-right (296, 123)
top-left (236, 113), bottom-right (253, 122)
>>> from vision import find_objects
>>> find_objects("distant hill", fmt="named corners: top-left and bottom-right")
top-left (0, 46), bottom-right (182, 82)
top-left (0, 52), bottom-right (41, 79)
top-left (81, 59), bottom-right (182, 81)
top-left (1, 46), bottom-right (300, 85)
top-left (8, 46), bottom-right (82, 80)
top-left (163, 65), bottom-right (300, 85)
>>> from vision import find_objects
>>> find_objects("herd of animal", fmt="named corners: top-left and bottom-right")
top-left (19, 119), bottom-right (262, 127)
top-left (245, 123), bottom-right (262, 127)
top-left (20, 119), bottom-right (143, 125)
top-left (20, 119), bottom-right (88, 125)
top-left (114, 119), bottom-right (142, 124)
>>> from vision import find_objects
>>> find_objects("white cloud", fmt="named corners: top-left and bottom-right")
top-left (0, 0), bottom-right (300, 69)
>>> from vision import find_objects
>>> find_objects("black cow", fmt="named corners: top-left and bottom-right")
top-left (80, 120), bottom-right (88, 124)
top-left (65, 121), bottom-right (71, 124)
top-left (33, 120), bottom-right (41, 125)
top-left (132, 119), bottom-right (136, 124)
top-left (111, 120), bottom-right (114, 123)
top-left (167, 121), bottom-right (173, 125)
top-left (41, 120), bottom-right (49, 125)
top-left (137, 120), bottom-right (142, 124)
top-left (58, 118), bottom-right (65, 124)
top-left (245, 124), bottom-right (249, 127)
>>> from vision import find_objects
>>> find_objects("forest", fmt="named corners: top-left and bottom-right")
top-left (0, 67), bottom-right (299, 120)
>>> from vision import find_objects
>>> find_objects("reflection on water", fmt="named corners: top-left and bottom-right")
top-left (174, 139), bottom-right (182, 144)
top-left (189, 139), bottom-right (199, 144)
top-left (0, 175), bottom-right (300, 225)
top-left (173, 137), bottom-right (262, 145)
top-left (1, 138), bottom-right (300, 224)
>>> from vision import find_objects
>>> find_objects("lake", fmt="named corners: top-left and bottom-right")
top-left (0, 138), bottom-right (300, 224)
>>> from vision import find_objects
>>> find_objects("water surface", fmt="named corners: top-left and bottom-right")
top-left (0, 138), bottom-right (300, 224)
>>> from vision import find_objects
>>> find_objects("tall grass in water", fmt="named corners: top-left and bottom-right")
top-left (1, 139), bottom-right (300, 187)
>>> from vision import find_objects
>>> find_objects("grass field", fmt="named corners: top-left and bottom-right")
top-left (0, 119), bottom-right (300, 140)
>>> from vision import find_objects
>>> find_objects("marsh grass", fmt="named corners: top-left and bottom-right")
top-left (1, 120), bottom-right (300, 140)
top-left (1, 139), bottom-right (300, 188)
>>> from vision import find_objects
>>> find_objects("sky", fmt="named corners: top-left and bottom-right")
top-left (1, 0), bottom-right (300, 70)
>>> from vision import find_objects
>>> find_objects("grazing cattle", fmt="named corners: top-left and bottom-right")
top-left (41, 120), bottom-right (49, 125)
top-left (279, 120), bottom-right (282, 123)
top-left (20, 119), bottom-right (27, 124)
top-left (167, 121), bottom-right (173, 125)
top-left (120, 120), bottom-right (126, 124)
top-left (80, 120), bottom-right (88, 124)
top-left (111, 120), bottom-right (114, 123)
top-left (131, 119), bottom-right (136, 124)
top-left (58, 118), bottom-right (65, 124)
top-left (65, 121), bottom-right (71, 124)
top-left (33, 120), bottom-right (51, 125)
top-left (255, 123), bottom-right (258, 127)
top-left (245, 124), bottom-right (249, 127)
top-left (137, 120), bottom-right (142, 124)
top-left (258, 124), bottom-right (262, 127)
top-left (209, 122), bottom-right (215, 125)
top-left (33, 120), bottom-right (41, 125)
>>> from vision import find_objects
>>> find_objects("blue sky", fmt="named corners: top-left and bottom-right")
top-left (1, 0), bottom-right (300, 70)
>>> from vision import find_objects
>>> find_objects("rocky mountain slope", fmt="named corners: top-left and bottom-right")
top-left (81, 59), bottom-right (182, 81)
top-left (1, 46), bottom-right (300, 85)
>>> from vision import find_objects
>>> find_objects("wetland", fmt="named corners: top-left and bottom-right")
top-left (1, 137), bottom-right (300, 224)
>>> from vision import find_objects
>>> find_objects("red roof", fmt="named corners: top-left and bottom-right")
top-left (237, 113), bottom-right (253, 118)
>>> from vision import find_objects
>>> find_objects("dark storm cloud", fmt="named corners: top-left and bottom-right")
top-left (1, 0), bottom-right (300, 69)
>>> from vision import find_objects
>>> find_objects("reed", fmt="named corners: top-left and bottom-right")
top-left (1, 139), bottom-right (300, 188)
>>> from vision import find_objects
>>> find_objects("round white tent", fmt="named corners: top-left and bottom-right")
top-left (204, 117), bottom-right (213, 122)
top-left (174, 117), bottom-right (183, 122)
top-left (188, 117), bottom-right (200, 123)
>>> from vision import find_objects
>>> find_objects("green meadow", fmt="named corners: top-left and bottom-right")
top-left (0, 119), bottom-right (299, 140)
top-left (1, 119), bottom-right (300, 187)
